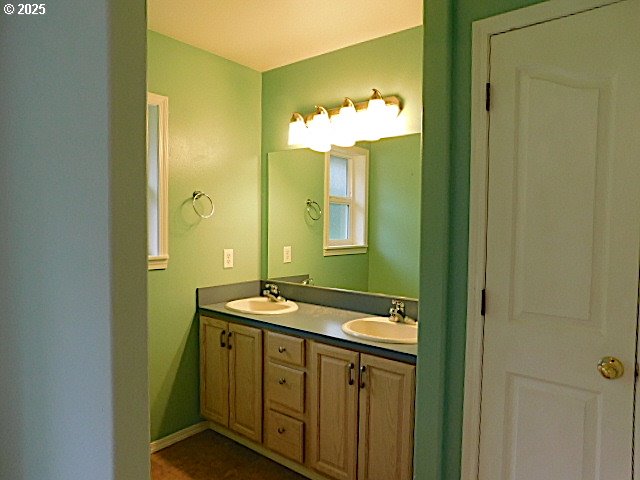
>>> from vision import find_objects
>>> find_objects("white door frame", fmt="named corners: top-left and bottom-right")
top-left (461, 1), bottom-right (625, 478)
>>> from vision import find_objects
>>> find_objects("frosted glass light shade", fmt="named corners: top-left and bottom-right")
top-left (330, 99), bottom-right (357, 147)
top-left (307, 107), bottom-right (331, 152)
top-left (288, 113), bottom-right (307, 146)
top-left (359, 89), bottom-right (386, 141)
top-left (379, 102), bottom-right (401, 137)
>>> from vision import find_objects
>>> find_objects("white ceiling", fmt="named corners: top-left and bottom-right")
top-left (147, 0), bottom-right (423, 72)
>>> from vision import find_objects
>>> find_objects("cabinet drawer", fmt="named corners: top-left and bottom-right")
top-left (266, 410), bottom-right (304, 463)
top-left (266, 362), bottom-right (305, 413)
top-left (266, 331), bottom-right (305, 367)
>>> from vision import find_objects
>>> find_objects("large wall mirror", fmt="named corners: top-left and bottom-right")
top-left (267, 133), bottom-right (421, 298)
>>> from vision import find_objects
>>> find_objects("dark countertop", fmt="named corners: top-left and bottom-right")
top-left (199, 300), bottom-right (418, 364)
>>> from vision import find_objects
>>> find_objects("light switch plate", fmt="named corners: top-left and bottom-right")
top-left (223, 249), bottom-right (234, 269)
top-left (283, 245), bottom-right (292, 263)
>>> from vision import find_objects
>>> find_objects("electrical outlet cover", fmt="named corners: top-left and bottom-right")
top-left (223, 249), bottom-right (234, 268)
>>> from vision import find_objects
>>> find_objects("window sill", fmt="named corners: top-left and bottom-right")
top-left (323, 245), bottom-right (368, 257)
top-left (148, 255), bottom-right (169, 270)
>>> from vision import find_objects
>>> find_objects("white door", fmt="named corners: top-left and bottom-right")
top-left (479, 2), bottom-right (640, 479)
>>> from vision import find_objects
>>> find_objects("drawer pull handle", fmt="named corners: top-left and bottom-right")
top-left (277, 427), bottom-right (286, 434)
top-left (278, 377), bottom-right (287, 385)
top-left (348, 362), bottom-right (355, 385)
top-left (359, 365), bottom-right (367, 389)
top-left (227, 332), bottom-right (233, 350)
top-left (278, 346), bottom-right (286, 353)
top-left (219, 330), bottom-right (226, 348)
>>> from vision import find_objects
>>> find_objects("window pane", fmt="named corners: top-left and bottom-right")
top-left (147, 104), bottom-right (160, 256)
top-left (329, 203), bottom-right (350, 240)
top-left (330, 155), bottom-right (349, 197)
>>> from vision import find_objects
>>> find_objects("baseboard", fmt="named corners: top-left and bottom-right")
top-left (207, 422), bottom-right (330, 480)
top-left (149, 421), bottom-right (210, 453)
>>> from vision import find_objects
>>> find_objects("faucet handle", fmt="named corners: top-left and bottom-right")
top-left (391, 299), bottom-right (405, 311)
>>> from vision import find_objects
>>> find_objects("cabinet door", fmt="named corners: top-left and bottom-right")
top-left (357, 354), bottom-right (415, 480)
top-left (309, 342), bottom-right (359, 480)
top-left (200, 316), bottom-right (229, 426)
top-left (228, 323), bottom-right (263, 442)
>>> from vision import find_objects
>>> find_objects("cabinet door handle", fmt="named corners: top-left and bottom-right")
top-left (278, 346), bottom-right (286, 353)
top-left (277, 427), bottom-right (286, 434)
top-left (219, 330), bottom-right (226, 348)
top-left (359, 365), bottom-right (367, 389)
top-left (227, 331), bottom-right (233, 350)
top-left (348, 362), bottom-right (355, 385)
top-left (278, 377), bottom-right (287, 385)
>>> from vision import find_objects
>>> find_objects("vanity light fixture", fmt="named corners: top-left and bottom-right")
top-left (288, 89), bottom-right (402, 152)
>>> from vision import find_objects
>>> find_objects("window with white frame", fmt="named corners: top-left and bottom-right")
top-left (324, 146), bottom-right (369, 256)
top-left (147, 92), bottom-right (169, 270)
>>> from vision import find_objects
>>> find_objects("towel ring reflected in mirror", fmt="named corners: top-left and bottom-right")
top-left (192, 191), bottom-right (215, 219)
top-left (306, 198), bottom-right (322, 221)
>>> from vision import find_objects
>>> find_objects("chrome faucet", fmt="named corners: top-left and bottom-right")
top-left (262, 283), bottom-right (285, 302)
top-left (389, 299), bottom-right (417, 325)
top-left (389, 299), bottom-right (406, 323)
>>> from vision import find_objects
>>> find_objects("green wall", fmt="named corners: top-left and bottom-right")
top-left (368, 134), bottom-right (421, 298)
top-left (415, 1), bottom-right (547, 478)
top-left (261, 27), bottom-right (424, 276)
top-left (267, 133), bottom-right (421, 298)
top-left (147, 31), bottom-right (262, 441)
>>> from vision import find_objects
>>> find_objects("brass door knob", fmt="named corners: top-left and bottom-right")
top-left (597, 356), bottom-right (624, 379)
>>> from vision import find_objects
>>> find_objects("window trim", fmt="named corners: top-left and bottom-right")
top-left (323, 146), bottom-right (369, 256)
top-left (147, 92), bottom-right (169, 270)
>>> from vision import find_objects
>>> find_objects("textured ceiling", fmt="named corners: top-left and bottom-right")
top-left (148, 0), bottom-right (423, 72)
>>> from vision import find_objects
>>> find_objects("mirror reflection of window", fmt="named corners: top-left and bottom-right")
top-left (147, 93), bottom-right (169, 270)
top-left (329, 155), bottom-right (352, 241)
top-left (324, 146), bottom-right (368, 256)
top-left (329, 203), bottom-right (350, 241)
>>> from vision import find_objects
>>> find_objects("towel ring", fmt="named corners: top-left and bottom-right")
top-left (306, 199), bottom-right (322, 221)
top-left (192, 191), bottom-right (215, 219)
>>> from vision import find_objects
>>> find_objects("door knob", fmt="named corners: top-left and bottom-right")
top-left (597, 356), bottom-right (624, 379)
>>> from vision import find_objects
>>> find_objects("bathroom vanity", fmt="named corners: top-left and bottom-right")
top-left (197, 281), bottom-right (417, 480)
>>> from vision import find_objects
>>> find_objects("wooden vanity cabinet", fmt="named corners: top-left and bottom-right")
top-left (308, 343), bottom-right (360, 480)
top-left (356, 354), bottom-right (415, 480)
top-left (200, 316), bottom-right (262, 442)
top-left (309, 342), bottom-right (415, 480)
top-left (200, 316), bottom-right (415, 480)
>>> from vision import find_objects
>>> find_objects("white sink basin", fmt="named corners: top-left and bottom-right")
top-left (225, 297), bottom-right (299, 315)
top-left (341, 317), bottom-right (418, 344)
